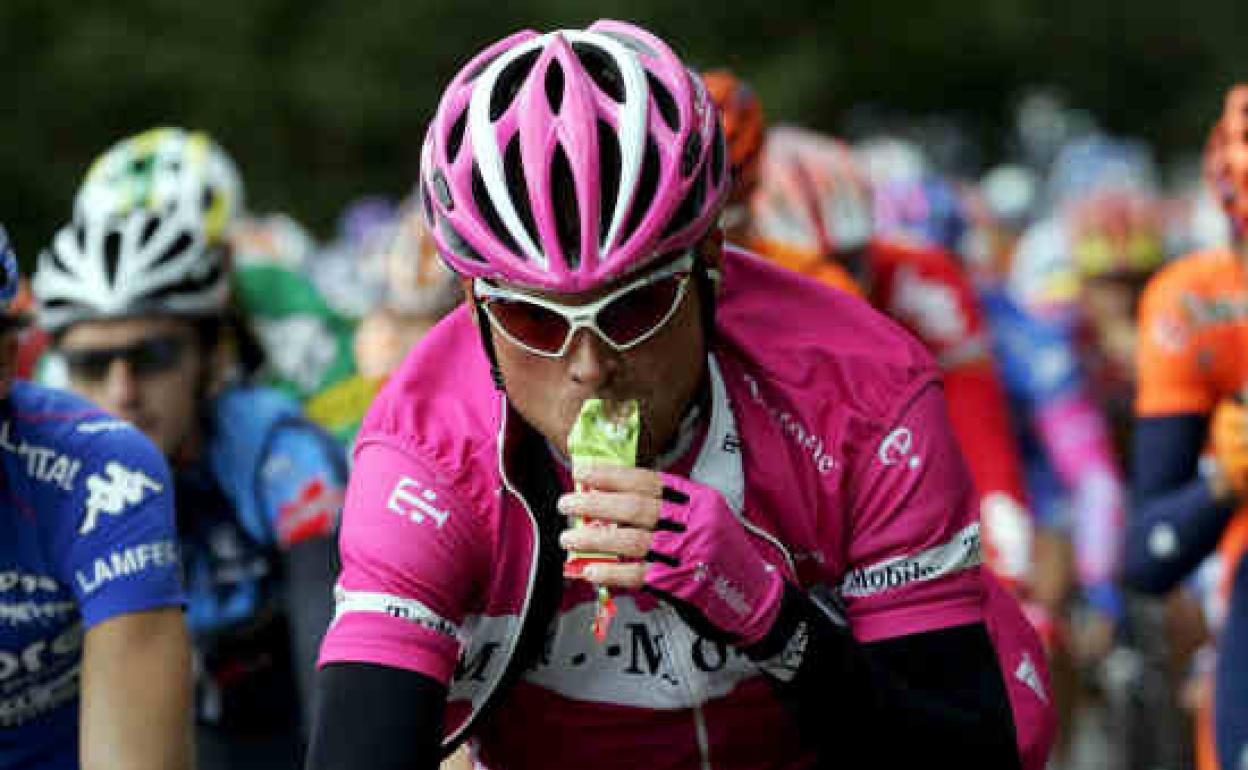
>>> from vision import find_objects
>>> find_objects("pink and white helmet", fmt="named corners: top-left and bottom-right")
top-left (420, 20), bottom-right (728, 292)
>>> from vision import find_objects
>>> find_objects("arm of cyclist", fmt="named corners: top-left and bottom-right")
top-left (1124, 413), bottom-right (1237, 594)
top-left (60, 425), bottom-right (192, 770)
top-left (307, 439), bottom-right (488, 770)
top-left (308, 663), bottom-right (445, 770)
top-left (885, 249), bottom-right (1031, 542)
top-left (80, 608), bottom-right (194, 770)
top-left (922, 272), bottom-right (1034, 596)
top-left (260, 424), bottom-right (349, 724)
top-left (564, 384), bottom-right (1026, 767)
top-left (1126, 269), bottom-right (1241, 595)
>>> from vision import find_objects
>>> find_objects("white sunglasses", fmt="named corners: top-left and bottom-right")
top-left (472, 253), bottom-right (695, 358)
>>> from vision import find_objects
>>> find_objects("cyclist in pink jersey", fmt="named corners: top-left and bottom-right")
top-left (307, 20), bottom-right (1055, 770)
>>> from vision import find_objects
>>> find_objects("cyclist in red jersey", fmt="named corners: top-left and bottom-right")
top-left (704, 76), bottom-right (1035, 604)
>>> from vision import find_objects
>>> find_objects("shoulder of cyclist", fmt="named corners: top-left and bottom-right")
top-left (865, 238), bottom-right (992, 368)
top-left (9, 381), bottom-right (183, 625)
top-left (205, 383), bottom-right (346, 548)
top-left (1135, 247), bottom-right (1241, 419)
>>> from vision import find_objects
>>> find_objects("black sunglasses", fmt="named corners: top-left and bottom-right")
top-left (60, 335), bottom-right (190, 383)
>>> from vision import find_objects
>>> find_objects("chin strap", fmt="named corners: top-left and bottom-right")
top-left (473, 302), bottom-right (507, 391)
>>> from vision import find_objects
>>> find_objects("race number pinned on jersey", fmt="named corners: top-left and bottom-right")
top-left (79, 462), bottom-right (163, 535)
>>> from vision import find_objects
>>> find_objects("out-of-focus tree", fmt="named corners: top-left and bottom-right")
top-left (1, 0), bottom-right (1246, 260)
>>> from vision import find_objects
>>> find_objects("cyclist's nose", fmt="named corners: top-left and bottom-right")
top-left (565, 327), bottom-right (617, 388)
top-left (101, 359), bottom-right (141, 411)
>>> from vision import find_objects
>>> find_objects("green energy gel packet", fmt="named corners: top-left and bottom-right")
top-left (564, 399), bottom-right (639, 640)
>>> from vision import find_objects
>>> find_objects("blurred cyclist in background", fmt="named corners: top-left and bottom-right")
top-left (1127, 84), bottom-right (1248, 770)
top-left (227, 185), bottom-right (367, 449)
top-left (33, 127), bottom-right (346, 769)
top-left (351, 199), bottom-right (461, 380)
top-left (706, 75), bottom-right (1035, 608)
top-left (0, 224), bottom-right (193, 770)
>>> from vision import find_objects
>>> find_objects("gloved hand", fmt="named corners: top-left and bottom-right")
top-left (1211, 397), bottom-right (1248, 498)
top-left (644, 474), bottom-right (787, 646)
top-left (558, 464), bottom-right (786, 647)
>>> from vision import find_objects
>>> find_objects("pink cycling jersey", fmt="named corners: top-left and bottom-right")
top-left (319, 246), bottom-right (1055, 770)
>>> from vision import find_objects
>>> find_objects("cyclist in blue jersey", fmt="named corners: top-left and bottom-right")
top-left (32, 134), bottom-right (347, 769)
top-left (0, 224), bottom-right (193, 770)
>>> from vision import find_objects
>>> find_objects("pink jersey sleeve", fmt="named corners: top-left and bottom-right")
top-left (317, 438), bottom-right (487, 685)
top-left (841, 382), bottom-right (985, 642)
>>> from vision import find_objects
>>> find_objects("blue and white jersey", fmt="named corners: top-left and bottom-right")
top-left (180, 383), bottom-right (346, 728)
top-left (0, 381), bottom-right (182, 770)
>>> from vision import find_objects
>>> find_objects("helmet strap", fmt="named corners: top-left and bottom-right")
top-left (472, 301), bottom-right (507, 391)
top-left (694, 254), bottom-right (718, 352)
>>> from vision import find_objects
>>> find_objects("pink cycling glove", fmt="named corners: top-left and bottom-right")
top-left (643, 473), bottom-right (787, 647)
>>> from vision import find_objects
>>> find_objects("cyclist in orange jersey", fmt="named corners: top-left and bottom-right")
top-left (1127, 84), bottom-right (1248, 770)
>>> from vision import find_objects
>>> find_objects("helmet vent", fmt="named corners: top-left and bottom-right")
top-left (201, 188), bottom-right (216, 213)
top-left (141, 217), bottom-right (160, 246)
top-left (447, 109), bottom-right (469, 162)
top-left (102, 231), bottom-right (122, 288)
top-left (573, 43), bottom-right (624, 103)
top-left (544, 61), bottom-right (565, 114)
top-left (680, 131), bottom-right (702, 178)
top-left (421, 184), bottom-right (436, 222)
top-left (146, 260), bottom-right (223, 306)
top-left (47, 244), bottom-right (72, 277)
top-left (662, 165), bottom-right (707, 239)
top-left (597, 119), bottom-right (621, 246)
top-left (151, 231), bottom-right (195, 273)
top-left (648, 73), bottom-right (679, 132)
top-left (491, 49), bottom-right (541, 122)
top-left (439, 213), bottom-right (485, 264)
top-left (551, 145), bottom-right (580, 268)
top-left (710, 127), bottom-right (726, 189)
top-left (432, 171), bottom-right (454, 210)
top-left (504, 138), bottom-right (540, 249)
top-left (472, 164), bottom-right (522, 257)
top-left (620, 137), bottom-right (660, 245)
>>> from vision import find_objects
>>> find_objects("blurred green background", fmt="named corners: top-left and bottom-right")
top-left (3, 0), bottom-right (1245, 258)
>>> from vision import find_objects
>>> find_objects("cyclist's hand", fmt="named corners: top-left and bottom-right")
top-left (1211, 398), bottom-right (1248, 497)
top-left (558, 464), bottom-right (785, 646)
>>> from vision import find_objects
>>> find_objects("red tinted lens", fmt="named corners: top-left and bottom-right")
top-left (597, 276), bottom-right (685, 346)
top-left (485, 298), bottom-right (571, 353)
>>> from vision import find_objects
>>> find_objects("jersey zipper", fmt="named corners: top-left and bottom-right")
top-left (654, 606), bottom-right (714, 770)
top-left (445, 403), bottom-right (544, 750)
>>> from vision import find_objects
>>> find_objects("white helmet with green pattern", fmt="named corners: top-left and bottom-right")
top-left (74, 127), bottom-right (244, 243)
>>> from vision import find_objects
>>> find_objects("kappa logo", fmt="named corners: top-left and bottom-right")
top-left (1014, 652), bottom-right (1049, 704)
top-left (79, 462), bottom-right (164, 535)
top-left (877, 427), bottom-right (921, 469)
top-left (388, 477), bottom-right (450, 528)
